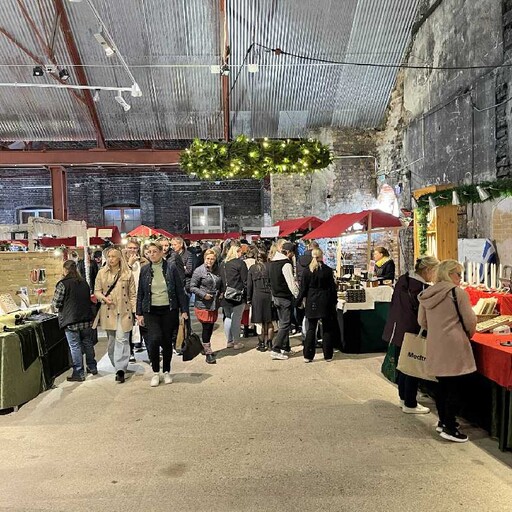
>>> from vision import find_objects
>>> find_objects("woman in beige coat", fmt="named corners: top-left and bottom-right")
top-left (418, 259), bottom-right (476, 443)
top-left (94, 248), bottom-right (136, 383)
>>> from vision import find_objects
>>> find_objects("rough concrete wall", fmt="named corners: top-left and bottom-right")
top-left (403, 0), bottom-right (502, 119)
top-left (492, 197), bottom-right (512, 266)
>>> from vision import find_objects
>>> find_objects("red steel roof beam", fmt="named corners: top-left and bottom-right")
top-left (49, 165), bottom-right (68, 221)
top-left (220, 0), bottom-right (230, 141)
top-left (54, 0), bottom-right (106, 148)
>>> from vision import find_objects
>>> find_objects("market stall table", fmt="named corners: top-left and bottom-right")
top-left (337, 286), bottom-right (393, 353)
top-left (464, 286), bottom-right (512, 314)
top-left (0, 310), bottom-right (69, 410)
top-left (471, 332), bottom-right (512, 451)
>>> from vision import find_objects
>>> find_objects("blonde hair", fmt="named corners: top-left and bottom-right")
top-left (276, 238), bottom-right (287, 251)
top-left (224, 245), bottom-right (241, 262)
top-left (435, 259), bottom-right (462, 283)
top-left (309, 248), bottom-right (323, 273)
top-left (203, 249), bottom-right (217, 260)
top-left (414, 255), bottom-right (439, 274)
top-left (268, 244), bottom-right (277, 260)
top-left (106, 248), bottom-right (131, 276)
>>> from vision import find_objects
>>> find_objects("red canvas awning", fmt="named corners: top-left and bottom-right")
top-left (155, 228), bottom-right (175, 238)
top-left (39, 237), bottom-right (77, 247)
top-left (127, 225), bottom-right (160, 238)
top-left (273, 216), bottom-right (324, 237)
top-left (88, 226), bottom-right (122, 244)
top-left (302, 210), bottom-right (401, 239)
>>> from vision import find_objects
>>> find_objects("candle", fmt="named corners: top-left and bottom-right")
top-left (491, 263), bottom-right (496, 289)
top-left (460, 262), bottom-right (465, 283)
top-left (467, 262), bottom-right (472, 286)
top-left (484, 263), bottom-right (489, 288)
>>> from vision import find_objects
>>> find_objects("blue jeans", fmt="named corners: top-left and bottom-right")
top-left (65, 327), bottom-right (96, 377)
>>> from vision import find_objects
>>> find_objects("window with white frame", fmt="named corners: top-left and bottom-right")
top-left (104, 206), bottom-right (141, 233)
top-left (19, 208), bottom-right (53, 224)
top-left (189, 205), bottom-right (223, 233)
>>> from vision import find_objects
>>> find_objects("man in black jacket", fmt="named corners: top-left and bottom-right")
top-left (52, 260), bottom-right (97, 382)
top-left (171, 236), bottom-right (195, 293)
top-left (269, 242), bottom-right (299, 360)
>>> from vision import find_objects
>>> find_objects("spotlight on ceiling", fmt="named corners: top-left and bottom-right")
top-left (130, 82), bottom-right (142, 97)
top-left (59, 68), bottom-right (70, 81)
top-left (93, 89), bottom-right (100, 102)
top-left (93, 31), bottom-right (115, 57)
top-left (33, 66), bottom-right (44, 77)
top-left (115, 91), bottom-right (131, 112)
top-left (247, 63), bottom-right (259, 73)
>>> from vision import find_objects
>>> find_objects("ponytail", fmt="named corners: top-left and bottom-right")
top-left (309, 248), bottom-right (323, 273)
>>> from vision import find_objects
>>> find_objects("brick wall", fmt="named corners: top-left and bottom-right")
top-left (0, 168), bottom-right (265, 233)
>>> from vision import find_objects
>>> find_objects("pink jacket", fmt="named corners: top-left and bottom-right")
top-left (418, 282), bottom-right (476, 377)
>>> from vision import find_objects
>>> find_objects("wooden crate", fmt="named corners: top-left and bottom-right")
top-left (0, 252), bottom-right (64, 307)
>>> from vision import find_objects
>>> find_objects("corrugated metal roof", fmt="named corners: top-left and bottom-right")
top-left (0, 0), bottom-right (418, 143)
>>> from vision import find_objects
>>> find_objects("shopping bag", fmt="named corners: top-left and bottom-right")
top-left (181, 323), bottom-right (203, 362)
top-left (176, 317), bottom-right (185, 350)
top-left (381, 343), bottom-right (398, 384)
top-left (397, 331), bottom-right (437, 382)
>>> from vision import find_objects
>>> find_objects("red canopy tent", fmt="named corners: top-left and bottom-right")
top-left (273, 216), bottom-right (324, 237)
top-left (39, 237), bottom-right (77, 248)
top-left (127, 225), bottom-right (175, 239)
top-left (303, 210), bottom-right (403, 275)
top-left (155, 228), bottom-right (175, 238)
top-left (302, 210), bottom-right (401, 239)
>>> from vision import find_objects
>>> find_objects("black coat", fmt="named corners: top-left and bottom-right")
top-left (136, 259), bottom-right (189, 315)
top-left (220, 258), bottom-right (248, 305)
top-left (296, 250), bottom-right (313, 283)
top-left (296, 264), bottom-right (337, 319)
top-left (247, 262), bottom-right (273, 324)
top-left (382, 272), bottom-right (429, 347)
top-left (375, 259), bottom-right (395, 282)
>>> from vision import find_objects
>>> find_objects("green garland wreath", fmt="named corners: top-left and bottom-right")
top-left (415, 177), bottom-right (512, 254)
top-left (180, 135), bottom-right (332, 180)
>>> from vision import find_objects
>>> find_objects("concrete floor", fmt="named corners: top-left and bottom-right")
top-left (1, 322), bottom-right (512, 512)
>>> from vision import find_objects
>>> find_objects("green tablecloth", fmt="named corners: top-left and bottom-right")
top-left (337, 302), bottom-right (390, 353)
top-left (0, 318), bottom-right (69, 410)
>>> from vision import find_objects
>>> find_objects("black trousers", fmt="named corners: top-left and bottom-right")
top-left (144, 307), bottom-right (179, 373)
top-left (435, 375), bottom-right (467, 431)
top-left (201, 322), bottom-right (215, 344)
top-left (304, 316), bottom-right (334, 361)
top-left (394, 345), bottom-right (419, 408)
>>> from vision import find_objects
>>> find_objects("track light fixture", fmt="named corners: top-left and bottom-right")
top-left (476, 185), bottom-right (490, 201)
top-left (94, 30), bottom-right (115, 57)
top-left (452, 190), bottom-right (460, 206)
top-left (115, 91), bottom-right (131, 111)
top-left (428, 196), bottom-right (436, 210)
top-left (33, 66), bottom-right (44, 77)
top-left (130, 82), bottom-right (142, 97)
top-left (59, 68), bottom-right (70, 81)
top-left (93, 89), bottom-right (100, 102)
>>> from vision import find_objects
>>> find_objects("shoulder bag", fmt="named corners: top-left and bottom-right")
top-left (451, 287), bottom-right (471, 339)
top-left (92, 272), bottom-right (121, 327)
top-left (223, 262), bottom-right (243, 302)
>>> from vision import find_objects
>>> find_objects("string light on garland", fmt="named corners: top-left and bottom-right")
top-left (180, 135), bottom-right (332, 180)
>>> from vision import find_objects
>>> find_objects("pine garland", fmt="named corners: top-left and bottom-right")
top-left (415, 178), bottom-right (512, 253)
top-left (180, 135), bottom-right (332, 180)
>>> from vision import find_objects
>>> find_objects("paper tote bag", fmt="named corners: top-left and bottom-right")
top-left (397, 331), bottom-right (437, 382)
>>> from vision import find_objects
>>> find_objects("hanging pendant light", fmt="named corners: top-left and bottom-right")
top-left (476, 186), bottom-right (490, 201)
top-left (428, 196), bottom-right (437, 210)
top-left (452, 190), bottom-right (460, 206)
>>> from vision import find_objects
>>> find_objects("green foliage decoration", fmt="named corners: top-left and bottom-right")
top-left (180, 135), bottom-right (333, 180)
top-left (415, 178), bottom-right (512, 253)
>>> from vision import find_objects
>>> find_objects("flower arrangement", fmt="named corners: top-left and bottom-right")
top-left (180, 135), bottom-right (332, 180)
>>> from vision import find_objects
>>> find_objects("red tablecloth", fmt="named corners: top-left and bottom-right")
top-left (472, 333), bottom-right (512, 389)
top-left (464, 287), bottom-right (512, 315)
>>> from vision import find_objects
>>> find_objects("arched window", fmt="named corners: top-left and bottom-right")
top-left (189, 204), bottom-right (223, 233)
top-left (104, 206), bottom-right (141, 233)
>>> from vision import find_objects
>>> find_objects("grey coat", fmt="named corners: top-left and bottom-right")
top-left (190, 264), bottom-right (222, 311)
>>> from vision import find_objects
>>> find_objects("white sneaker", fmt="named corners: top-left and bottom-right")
top-left (270, 351), bottom-right (288, 360)
top-left (163, 372), bottom-right (173, 384)
top-left (402, 404), bottom-right (430, 414)
top-left (150, 373), bottom-right (160, 387)
top-left (399, 399), bottom-right (405, 408)
top-left (233, 342), bottom-right (245, 350)
top-left (304, 358), bottom-right (313, 363)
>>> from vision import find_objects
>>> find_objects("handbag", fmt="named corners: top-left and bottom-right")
top-left (222, 263), bottom-right (243, 302)
top-left (381, 343), bottom-right (398, 384)
top-left (397, 331), bottom-right (437, 382)
top-left (181, 322), bottom-right (203, 361)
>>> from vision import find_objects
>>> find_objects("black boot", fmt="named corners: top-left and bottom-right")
top-left (206, 353), bottom-right (217, 364)
top-left (257, 337), bottom-right (267, 352)
top-left (267, 340), bottom-right (273, 351)
top-left (115, 370), bottom-right (125, 383)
